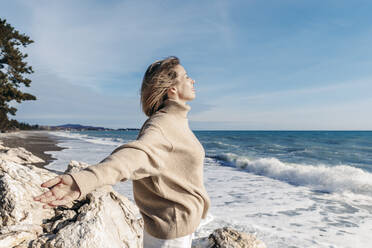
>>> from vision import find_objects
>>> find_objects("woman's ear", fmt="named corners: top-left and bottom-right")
top-left (167, 86), bottom-right (178, 98)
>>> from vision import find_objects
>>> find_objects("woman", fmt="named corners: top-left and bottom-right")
top-left (34, 56), bottom-right (211, 248)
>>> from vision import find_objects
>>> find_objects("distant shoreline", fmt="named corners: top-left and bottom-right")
top-left (0, 130), bottom-right (65, 168)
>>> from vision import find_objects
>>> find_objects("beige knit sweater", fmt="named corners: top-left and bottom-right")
top-left (68, 98), bottom-right (210, 239)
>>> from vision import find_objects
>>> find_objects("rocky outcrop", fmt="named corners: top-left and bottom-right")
top-left (192, 227), bottom-right (266, 248)
top-left (0, 153), bottom-right (143, 247)
top-left (0, 142), bottom-right (265, 248)
top-left (31, 185), bottom-right (143, 248)
top-left (0, 145), bottom-right (44, 165)
top-left (0, 160), bottom-right (55, 227)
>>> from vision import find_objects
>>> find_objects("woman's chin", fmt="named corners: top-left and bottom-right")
top-left (188, 95), bottom-right (196, 101)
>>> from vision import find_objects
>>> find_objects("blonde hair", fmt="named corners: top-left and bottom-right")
top-left (140, 56), bottom-right (180, 117)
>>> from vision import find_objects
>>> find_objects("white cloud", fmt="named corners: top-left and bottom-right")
top-left (21, 0), bottom-right (234, 90)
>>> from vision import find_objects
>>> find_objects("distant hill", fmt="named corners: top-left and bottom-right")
top-left (49, 124), bottom-right (139, 131)
top-left (55, 124), bottom-right (107, 130)
top-left (52, 124), bottom-right (113, 131)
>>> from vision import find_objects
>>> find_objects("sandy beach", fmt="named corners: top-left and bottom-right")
top-left (0, 131), bottom-right (65, 167)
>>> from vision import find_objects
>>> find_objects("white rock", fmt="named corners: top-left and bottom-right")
top-left (0, 147), bottom-right (44, 164)
top-left (0, 159), bottom-right (143, 248)
top-left (32, 186), bottom-right (143, 248)
top-left (0, 225), bottom-right (43, 248)
top-left (0, 160), bottom-right (56, 226)
top-left (192, 227), bottom-right (266, 248)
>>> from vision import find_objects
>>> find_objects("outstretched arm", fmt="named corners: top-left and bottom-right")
top-left (33, 123), bottom-right (172, 207)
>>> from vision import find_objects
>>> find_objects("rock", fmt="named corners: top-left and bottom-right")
top-left (0, 159), bottom-right (143, 248)
top-left (31, 186), bottom-right (143, 248)
top-left (0, 160), bottom-right (56, 227)
top-left (0, 140), bottom-right (5, 150)
top-left (192, 226), bottom-right (266, 248)
top-left (65, 160), bottom-right (90, 173)
top-left (0, 146), bottom-right (44, 164)
top-left (0, 225), bottom-right (43, 248)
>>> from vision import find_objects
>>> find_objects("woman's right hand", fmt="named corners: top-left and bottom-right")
top-left (33, 174), bottom-right (81, 208)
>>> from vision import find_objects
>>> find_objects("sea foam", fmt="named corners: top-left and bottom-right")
top-left (50, 131), bottom-right (125, 146)
top-left (213, 153), bottom-right (372, 197)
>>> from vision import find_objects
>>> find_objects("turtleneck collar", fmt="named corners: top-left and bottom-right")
top-left (161, 98), bottom-right (191, 119)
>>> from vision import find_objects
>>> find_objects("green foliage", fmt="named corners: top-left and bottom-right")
top-left (9, 118), bottom-right (39, 130)
top-left (0, 18), bottom-right (36, 130)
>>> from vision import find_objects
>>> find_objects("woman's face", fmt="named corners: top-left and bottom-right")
top-left (172, 65), bottom-right (196, 102)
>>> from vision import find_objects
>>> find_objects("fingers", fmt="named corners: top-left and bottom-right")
top-left (34, 177), bottom-right (61, 201)
top-left (41, 195), bottom-right (57, 204)
top-left (40, 195), bottom-right (68, 209)
top-left (49, 199), bottom-right (68, 206)
top-left (41, 176), bottom-right (62, 188)
top-left (34, 184), bottom-right (64, 203)
top-left (47, 195), bottom-right (74, 207)
top-left (34, 191), bottom-right (59, 205)
top-left (34, 175), bottom-right (80, 209)
top-left (33, 190), bottom-right (53, 201)
top-left (42, 203), bottom-right (55, 209)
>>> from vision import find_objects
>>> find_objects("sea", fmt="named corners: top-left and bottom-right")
top-left (45, 130), bottom-right (372, 248)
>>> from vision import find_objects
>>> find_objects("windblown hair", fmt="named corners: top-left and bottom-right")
top-left (140, 56), bottom-right (180, 117)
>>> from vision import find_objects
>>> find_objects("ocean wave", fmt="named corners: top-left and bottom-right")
top-left (212, 153), bottom-right (372, 196)
top-left (49, 131), bottom-right (125, 146)
top-left (206, 140), bottom-right (240, 149)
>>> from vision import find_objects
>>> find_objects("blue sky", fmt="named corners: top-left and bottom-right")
top-left (2, 0), bottom-right (372, 130)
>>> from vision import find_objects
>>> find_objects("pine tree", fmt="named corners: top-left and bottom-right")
top-left (0, 18), bottom-right (36, 131)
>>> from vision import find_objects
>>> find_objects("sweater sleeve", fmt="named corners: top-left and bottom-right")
top-left (68, 123), bottom-right (173, 200)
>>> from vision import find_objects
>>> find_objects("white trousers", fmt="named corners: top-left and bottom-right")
top-left (143, 229), bottom-right (194, 248)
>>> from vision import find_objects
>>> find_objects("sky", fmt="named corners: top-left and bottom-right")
top-left (2, 0), bottom-right (372, 130)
